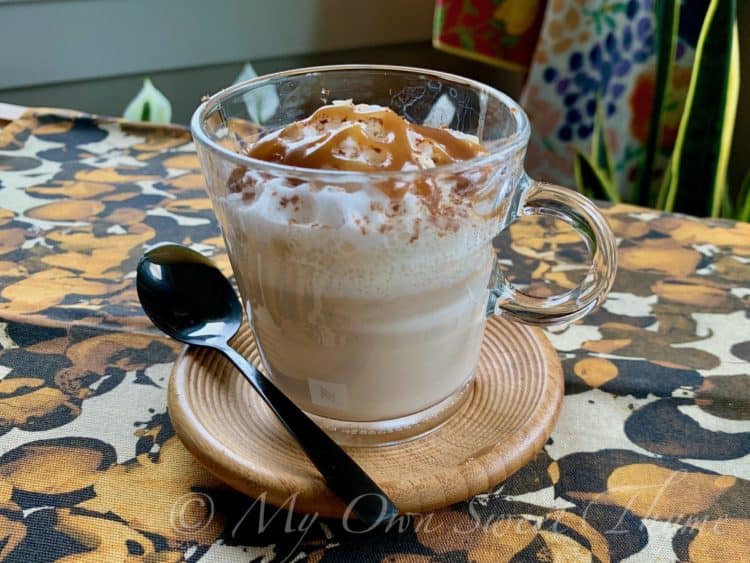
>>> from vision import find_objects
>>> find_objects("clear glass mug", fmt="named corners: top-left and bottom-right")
top-left (191, 65), bottom-right (617, 445)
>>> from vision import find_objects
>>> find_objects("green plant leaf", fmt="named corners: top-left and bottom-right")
top-left (738, 169), bottom-right (750, 222)
top-left (721, 184), bottom-right (734, 217)
top-left (656, 164), bottom-right (671, 209)
top-left (123, 78), bottom-right (172, 124)
top-left (637, 0), bottom-right (679, 207)
top-left (591, 96), bottom-right (616, 183)
top-left (663, 0), bottom-right (739, 217)
top-left (575, 152), bottom-right (621, 203)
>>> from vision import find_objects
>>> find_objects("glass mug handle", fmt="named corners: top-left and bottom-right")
top-left (487, 175), bottom-right (618, 326)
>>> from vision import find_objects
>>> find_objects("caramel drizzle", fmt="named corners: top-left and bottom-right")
top-left (246, 103), bottom-right (486, 174)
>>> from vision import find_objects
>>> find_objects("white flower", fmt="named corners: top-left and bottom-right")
top-left (233, 63), bottom-right (279, 124)
top-left (123, 78), bottom-right (172, 123)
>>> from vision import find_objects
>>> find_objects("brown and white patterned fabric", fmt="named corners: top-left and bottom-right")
top-left (0, 111), bottom-right (748, 562)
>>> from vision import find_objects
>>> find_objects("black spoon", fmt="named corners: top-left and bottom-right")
top-left (136, 243), bottom-right (398, 527)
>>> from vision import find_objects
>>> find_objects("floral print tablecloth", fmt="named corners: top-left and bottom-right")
top-left (0, 111), bottom-right (749, 562)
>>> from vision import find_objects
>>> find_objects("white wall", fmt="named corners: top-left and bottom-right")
top-left (0, 0), bottom-right (435, 89)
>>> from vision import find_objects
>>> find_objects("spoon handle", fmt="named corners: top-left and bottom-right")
top-left (216, 343), bottom-right (399, 526)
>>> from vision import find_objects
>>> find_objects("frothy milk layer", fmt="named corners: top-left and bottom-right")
top-left (215, 102), bottom-right (497, 422)
top-left (217, 181), bottom-right (496, 298)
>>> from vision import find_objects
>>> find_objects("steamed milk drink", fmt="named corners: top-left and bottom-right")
top-left (214, 101), bottom-right (497, 422)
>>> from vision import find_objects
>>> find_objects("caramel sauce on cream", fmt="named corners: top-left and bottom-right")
top-left (245, 102), bottom-right (486, 172)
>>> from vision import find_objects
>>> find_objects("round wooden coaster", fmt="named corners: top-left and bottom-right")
top-left (168, 316), bottom-right (563, 516)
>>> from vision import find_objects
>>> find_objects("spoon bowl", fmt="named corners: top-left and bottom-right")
top-left (136, 243), bottom-right (399, 527)
top-left (136, 244), bottom-right (241, 344)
